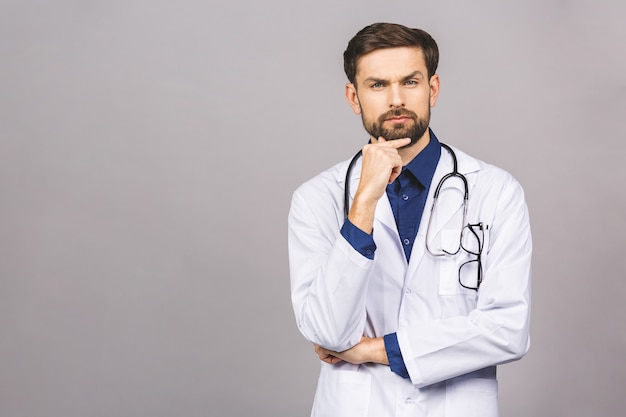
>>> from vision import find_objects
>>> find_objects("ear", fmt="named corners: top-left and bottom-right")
top-left (345, 83), bottom-right (361, 115)
top-left (429, 74), bottom-right (441, 107)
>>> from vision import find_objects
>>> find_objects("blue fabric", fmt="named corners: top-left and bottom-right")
top-left (340, 219), bottom-right (376, 260)
top-left (342, 130), bottom-right (442, 380)
top-left (386, 131), bottom-right (441, 260)
top-left (384, 333), bottom-right (410, 378)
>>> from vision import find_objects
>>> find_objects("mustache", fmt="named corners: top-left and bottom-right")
top-left (380, 109), bottom-right (418, 120)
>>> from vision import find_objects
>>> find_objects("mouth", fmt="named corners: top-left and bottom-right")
top-left (385, 116), bottom-right (412, 124)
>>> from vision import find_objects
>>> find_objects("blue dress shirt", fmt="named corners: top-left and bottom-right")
top-left (340, 130), bottom-right (442, 378)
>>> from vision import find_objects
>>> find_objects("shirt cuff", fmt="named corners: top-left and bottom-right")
top-left (340, 219), bottom-right (376, 260)
top-left (384, 333), bottom-right (410, 379)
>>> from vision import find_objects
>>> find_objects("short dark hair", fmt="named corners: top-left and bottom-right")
top-left (343, 22), bottom-right (439, 84)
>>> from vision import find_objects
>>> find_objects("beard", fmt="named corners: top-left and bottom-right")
top-left (362, 107), bottom-right (430, 146)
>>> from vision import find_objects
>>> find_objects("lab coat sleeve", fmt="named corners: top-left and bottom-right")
top-left (288, 182), bottom-right (374, 352)
top-left (398, 169), bottom-right (532, 387)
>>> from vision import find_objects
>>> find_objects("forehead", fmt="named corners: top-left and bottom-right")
top-left (355, 47), bottom-right (427, 81)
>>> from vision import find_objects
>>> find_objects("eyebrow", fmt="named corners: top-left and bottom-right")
top-left (401, 71), bottom-right (425, 82)
top-left (362, 70), bottom-right (425, 85)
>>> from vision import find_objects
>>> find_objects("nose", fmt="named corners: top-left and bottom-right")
top-left (389, 84), bottom-right (405, 108)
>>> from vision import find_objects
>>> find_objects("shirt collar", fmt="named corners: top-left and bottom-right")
top-left (403, 128), bottom-right (442, 188)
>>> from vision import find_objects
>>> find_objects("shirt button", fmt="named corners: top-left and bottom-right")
top-left (403, 238), bottom-right (410, 245)
top-left (402, 194), bottom-right (409, 201)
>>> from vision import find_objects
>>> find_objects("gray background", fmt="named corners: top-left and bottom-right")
top-left (1, 0), bottom-right (624, 416)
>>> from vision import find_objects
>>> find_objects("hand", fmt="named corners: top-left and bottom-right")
top-left (348, 137), bottom-right (410, 234)
top-left (313, 337), bottom-right (389, 366)
top-left (357, 137), bottom-right (410, 202)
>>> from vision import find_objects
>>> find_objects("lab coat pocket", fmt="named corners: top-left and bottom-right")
top-left (445, 377), bottom-right (498, 417)
top-left (311, 367), bottom-right (371, 417)
top-left (438, 223), bottom-right (489, 296)
top-left (439, 256), bottom-right (476, 296)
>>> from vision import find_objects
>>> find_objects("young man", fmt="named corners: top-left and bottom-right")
top-left (288, 23), bottom-right (531, 417)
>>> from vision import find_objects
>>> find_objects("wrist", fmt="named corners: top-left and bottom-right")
top-left (348, 192), bottom-right (378, 234)
top-left (352, 188), bottom-right (380, 209)
top-left (366, 337), bottom-right (389, 365)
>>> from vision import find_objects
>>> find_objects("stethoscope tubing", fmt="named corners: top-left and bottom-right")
top-left (343, 142), bottom-right (467, 218)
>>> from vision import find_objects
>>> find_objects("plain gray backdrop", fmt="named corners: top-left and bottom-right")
top-left (1, 0), bottom-right (625, 416)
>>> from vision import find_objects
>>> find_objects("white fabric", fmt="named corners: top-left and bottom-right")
top-left (288, 145), bottom-right (532, 417)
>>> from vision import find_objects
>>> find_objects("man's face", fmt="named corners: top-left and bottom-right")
top-left (345, 47), bottom-right (440, 146)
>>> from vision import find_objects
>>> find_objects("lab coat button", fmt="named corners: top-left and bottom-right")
top-left (404, 397), bottom-right (415, 405)
top-left (405, 288), bottom-right (412, 295)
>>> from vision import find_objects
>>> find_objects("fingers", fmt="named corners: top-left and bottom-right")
top-left (313, 344), bottom-right (342, 365)
top-left (323, 355), bottom-right (342, 365)
top-left (361, 138), bottom-right (406, 177)
top-left (314, 344), bottom-right (329, 357)
top-left (361, 138), bottom-right (408, 163)
top-left (349, 136), bottom-right (410, 231)
top-left (363, 136), bottom-right (410, 184)
top-left (370, 136), bottom-right (411, 148)
top-left (354, 138), bottom-right (408, 204)
top-left (388, 165), bottom-right (402, 184)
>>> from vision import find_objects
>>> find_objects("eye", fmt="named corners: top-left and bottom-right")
top-left (370, 82), bottom-right (384, 89)
top-left (405, 79), bottom-right (418, 86)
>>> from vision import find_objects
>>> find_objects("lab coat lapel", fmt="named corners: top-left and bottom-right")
top-left (374, 193), bottom-right (398, 234)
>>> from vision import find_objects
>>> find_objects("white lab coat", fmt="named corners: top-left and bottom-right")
top-left (288, 144), bottom-right (532, 417)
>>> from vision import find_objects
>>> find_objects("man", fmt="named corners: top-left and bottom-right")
top-left (288, 22), bottom-right (531, 417)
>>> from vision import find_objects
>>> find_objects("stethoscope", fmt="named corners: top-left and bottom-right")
top-left (343, 142), bottom-right (469, 256)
